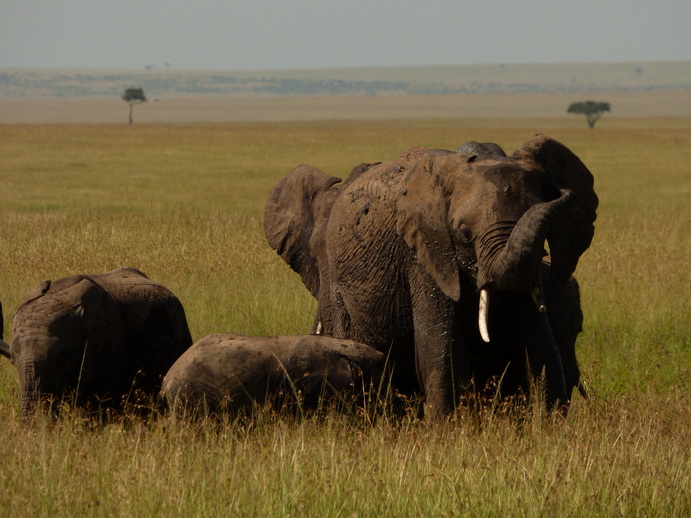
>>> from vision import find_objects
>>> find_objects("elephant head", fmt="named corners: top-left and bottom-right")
top-left (284, 335), bottom-right (385, 406)
top-left (396, 134), bottom-right (597, 343)
top-left (264, 162), bottom-right (375, 333)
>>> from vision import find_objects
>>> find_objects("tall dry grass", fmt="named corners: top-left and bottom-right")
top-left (0, 118), bottom-right (689, 515)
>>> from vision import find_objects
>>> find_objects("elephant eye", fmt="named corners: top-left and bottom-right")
top-left (458, 225), bottom-right (474, 244)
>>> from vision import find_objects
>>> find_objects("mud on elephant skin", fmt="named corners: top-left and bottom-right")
top-left (265, 135), bottom-right (597, 419)
top-left (160, 333), bottom-right (385, 416)
top-left (10, 267), bottom-right (193, 417)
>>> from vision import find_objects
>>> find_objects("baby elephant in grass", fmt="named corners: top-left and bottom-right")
top-left (160, 333), bottom-right (385, 416)
top-left (10, 267), bottom-right (192, 418)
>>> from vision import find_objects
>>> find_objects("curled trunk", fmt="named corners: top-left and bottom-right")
top-left (477, 189), bottom-right (574, 291)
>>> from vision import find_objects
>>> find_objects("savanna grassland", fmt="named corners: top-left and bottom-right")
top-left (0, 115), bottom-right (689, 516)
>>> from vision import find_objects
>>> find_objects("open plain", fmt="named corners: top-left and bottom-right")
top-left (0, 99), bottom-right (689, 514)
top-left (2, 89), bottom-right (691, 124)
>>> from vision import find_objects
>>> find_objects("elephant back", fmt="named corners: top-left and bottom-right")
top-left (91, 268), bottom-right (193, 392)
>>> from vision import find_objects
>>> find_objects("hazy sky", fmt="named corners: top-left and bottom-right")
top-left (2, 0), bottom-right (690, 71)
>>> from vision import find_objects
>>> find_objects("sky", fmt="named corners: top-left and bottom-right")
top-left (1, 0), bottom-right (690, 71)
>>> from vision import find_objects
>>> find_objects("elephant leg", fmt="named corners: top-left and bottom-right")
top-left (541, 265), bottom-right (584, 402)
top-left (521, 299), bottom-right (569, 412)
top-left (410, 268), bottom-right (458, 420)
top-left (489, 292), bottom-right (568, 413)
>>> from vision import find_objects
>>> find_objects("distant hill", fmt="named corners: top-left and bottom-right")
top-left (1, 61), bottom-right (689, 99)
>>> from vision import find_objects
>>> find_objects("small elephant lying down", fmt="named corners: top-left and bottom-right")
top-left (160, 333), bottom-right (385, 415)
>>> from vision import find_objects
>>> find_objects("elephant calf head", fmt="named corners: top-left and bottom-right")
top-left (284, 335), bottom-right (385, 407)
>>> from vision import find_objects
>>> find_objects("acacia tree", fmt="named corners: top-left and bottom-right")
top-left (567, 101), bottom-right (611, 129)
top-left (122, 87), bottom-right (147, 125)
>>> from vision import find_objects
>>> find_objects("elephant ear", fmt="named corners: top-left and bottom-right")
top-left (395, 153), bottom-right (461, 301)
top-left (513, 134), bottom-right (599, 285)
top-left (264, 164), bottom-right (342, 297)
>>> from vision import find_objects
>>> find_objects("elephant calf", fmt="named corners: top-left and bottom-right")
top-left (160, 333), bottom-right (385, 415)
top-left (11, 267), bottom-right (193, 417)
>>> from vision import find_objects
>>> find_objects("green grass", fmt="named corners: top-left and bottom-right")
top-left (0, 119), bottom-right (689, 516)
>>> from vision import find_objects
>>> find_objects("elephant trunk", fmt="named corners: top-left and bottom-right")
top-left (18, 354), bottom-right (39, 417)
top-left (0, 339), bottom-right (10, 360)
top-left (477, 189), bottom-right (575, 292)
top-left (476, 189), bottom-right (574, 344)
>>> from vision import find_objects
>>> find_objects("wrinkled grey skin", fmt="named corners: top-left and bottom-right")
top-left (266, 135), bottom-right (597, 419)
top-left (160, 333), bottom-right (384, 415)
top-left (10, 267), bottom-right (193, 417)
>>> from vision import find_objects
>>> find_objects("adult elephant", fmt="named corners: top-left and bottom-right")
top-left (10, 267), bottom-right (193, 417)
top-left (266, 135), bottom-right (597, 419)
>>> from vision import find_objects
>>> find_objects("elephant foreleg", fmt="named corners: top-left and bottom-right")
top-left (524, 304), bottom-right (569, 413)
top-left (410, 269), bottom-right (458, 420)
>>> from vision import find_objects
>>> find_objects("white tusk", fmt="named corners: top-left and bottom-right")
top-left (530, 286), bottom-right (547, 314)
top-left (479, 289), bottom-right (490, 343)
top-left (315, 321), bottom-right (323, 335)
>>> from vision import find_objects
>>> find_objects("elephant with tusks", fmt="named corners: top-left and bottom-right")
top-left (265, 135), bottom-right (596, 419)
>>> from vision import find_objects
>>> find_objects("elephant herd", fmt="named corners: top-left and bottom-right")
top-left (0, 134), bottom-right (597, 422)
top-left (0, 268), bottom-right (383, 418)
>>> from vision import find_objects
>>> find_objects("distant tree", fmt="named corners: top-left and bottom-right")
top-left (122, 87), bottom-right (147, 125)
top-left (567, 100), bottom-right (611, 129)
